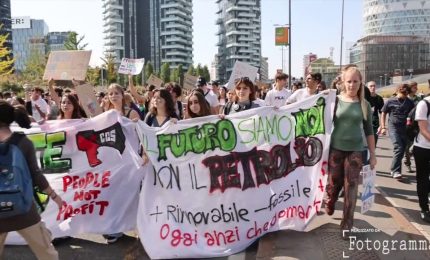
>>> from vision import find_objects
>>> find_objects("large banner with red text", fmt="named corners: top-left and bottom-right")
top-left (136, 91), bottom-right (336, 259)
top-left (7, 110), bottom-right (144, 244)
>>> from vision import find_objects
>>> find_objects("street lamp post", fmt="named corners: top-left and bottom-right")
top-left (340, 0), bottom-right (345, 68)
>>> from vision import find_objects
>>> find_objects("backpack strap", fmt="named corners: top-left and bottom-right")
top-left (223, 102), bottom-right (233, 115)
top-left (332, 95), bottom-right (339, 123)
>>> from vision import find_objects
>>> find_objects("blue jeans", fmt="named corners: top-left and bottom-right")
top-left (388, 125), bottom-right (407, 174)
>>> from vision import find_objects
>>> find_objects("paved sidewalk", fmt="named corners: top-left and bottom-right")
top-left (257, 136), bottom-right (430, 260)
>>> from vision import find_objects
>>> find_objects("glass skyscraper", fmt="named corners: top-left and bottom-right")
top-left (12, 19), bottom-right (49, 72)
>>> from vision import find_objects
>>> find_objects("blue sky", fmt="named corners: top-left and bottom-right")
top-left (11, 0), bottom-right (363, 78)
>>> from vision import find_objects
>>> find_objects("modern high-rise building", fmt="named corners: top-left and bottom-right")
top-left (46, 31), bottom-right (70, 52)
top-left (260, 56), bottom-right (268, 81)
top-left (102, 0), bottom-right (193, 72)
top-left (215, 0), bottom-right (262, 83)
top-left (0, 0), bottom-right (12, 53)
top-left (364, 0), bottom-right (430, 37)
top-left (12, 18), bottom-right (48, 72)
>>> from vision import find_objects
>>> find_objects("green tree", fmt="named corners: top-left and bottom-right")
top-left (171, 67), bottom-right (179, 83)
top-left (144, 61), bottom-right (154, 82)
top-left (202, 65), bottom-right (211, 81)
top-left (187, 64), bottom-right (195, 76)
top-left (160, 63), bottom-right (171, 83)
top-left (64, 32), bottom-right (88, 50)
top-left (196, 63), bottom-right (204, 77)
top-left (0, 24), bottom-right (14, 76)
top-left (86, 66), bottom-right (101, 86)
top-left (101, 52), bottom-right (117, 84)
top-left (177, 64), bottom-right (184, 85)
top-left (21, 48), bottom-right (46, 84)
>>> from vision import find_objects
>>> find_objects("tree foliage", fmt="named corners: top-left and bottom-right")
top-left (196, 64), bottom-right (204, 77)
top-left (21, 48), bottom-right (46, 85)
top-left (187, 64), bottom-right (195, 76)
top-left (0, 24), bottom-right (14, 76)
top-left (101, 52), bottom-right (117, 84)
top-left (160, 63), bottom-right (170, 83)
top-left (86, 66), bottom-right (101, 86)
top-left (145, 61), bottom-right (154, 82)
top-left (202, 65), bottom-right (211, 81)
top-left (64, 32), bottom-right (88, 50)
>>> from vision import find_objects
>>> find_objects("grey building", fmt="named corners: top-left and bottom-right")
top-left (216, 0), bottom-right (262, 82)
top-left (349, 35), bottom-right (430, 84)
top-left (46, 31), bottom-right (70, 52)
top-left (0, 0), bottom-right (12, 55)
top-left (260, 56), bottom-right (268, 81)
top-left (364, 0), bottom-right (430, 37)
top-left (12, 19), bottom-right (48, 72)
top-left (102, 0), bottom-right (193, 71)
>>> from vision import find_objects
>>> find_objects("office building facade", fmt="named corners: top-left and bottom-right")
top-left (364, 0), bottom-right (430, 37)
top-left (12, 18), bottom-right (48, 72)
top-left (102, 0), bottom-right (193, 71)
top-left (349, 35), bottom-right (430, 84)
top-left (46, 31), bottom-right (70, 52)
top-left (216, 0), bottom-right (262, 83)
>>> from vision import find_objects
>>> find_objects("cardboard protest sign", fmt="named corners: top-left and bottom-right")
top-left (147, 74), bottom-right (163, 89)
top-left (75, 84), bottom-right (103, 117)
top-left (118, 58), bottom-right (145, 75)
top-left (136, 91), bottom-right (337, 259)
top-left (43, 50), bottom-right (92, 81)
top-left (226, 61), bottom-right (258, 90)
top-left (183, 73), bottom-right (198, 90)
top-left (6, 111), bottom-right (143, 244)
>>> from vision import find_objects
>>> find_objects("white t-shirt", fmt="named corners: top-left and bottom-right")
top-left (286, 88), bottom-right (315, 104)
top-left (414, 97), bottom-right (430, 149)
top-left (204, 90), bottom-right (219, 108)
top-left (254, 98), bottom-right (265, 106)
top-left (264, 88), bottom-right (291, 107)
top-left (31, 97), bottom-right (49, 121)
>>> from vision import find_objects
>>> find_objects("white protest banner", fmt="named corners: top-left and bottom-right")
top-left (147, 74), bottom-right (163, 89)
top-left (361, 165), bottom-right (376, 214)
top-left (226, 61), bottom-right (259, 90)
top-left (136, 91), bottom-right (337, 259)
top-left (43, 50), bottom-right (92, 81)
top-left (118, 58), bottom-right (145, 75)
top-left (6, 111), bottom-right (143, 244)
top-left (75, 83), bottom-right (103, 117)
top-left (183, 73), bottom-right (198, 90)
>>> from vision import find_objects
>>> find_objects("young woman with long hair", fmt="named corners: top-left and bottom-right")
top-left (144, 89), bottom-right (178, 127)
top-left (324, 66), bottom-right (376, 238)
top-left (106, 84), bottom-right (140, 121)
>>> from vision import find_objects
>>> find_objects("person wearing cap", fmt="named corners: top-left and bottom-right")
top-left (196, 77), bottom-right (219, 115)
top-left (265, 72), bottom-right (291, 107)
top-left (286, 72), bottom-right (322, 105)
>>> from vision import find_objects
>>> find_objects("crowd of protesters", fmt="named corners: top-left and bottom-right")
top-left (2, 65), bottom-right (430, 257)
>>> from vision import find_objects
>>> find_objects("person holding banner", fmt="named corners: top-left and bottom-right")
top-left (59, 94), bottom-right (85, 120)
top-left (0, 101), bottom-right (63, 260)
top-left (186, 90), bottom-right (211, 118)
top-left (106, 84), bottom-right (140, 122)
top-left (325, 65), bottom-right (376, 238)
top-left (223, 77), bottom-right (260, 115)
top-left (144, 89), bottom-right (178, 127)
